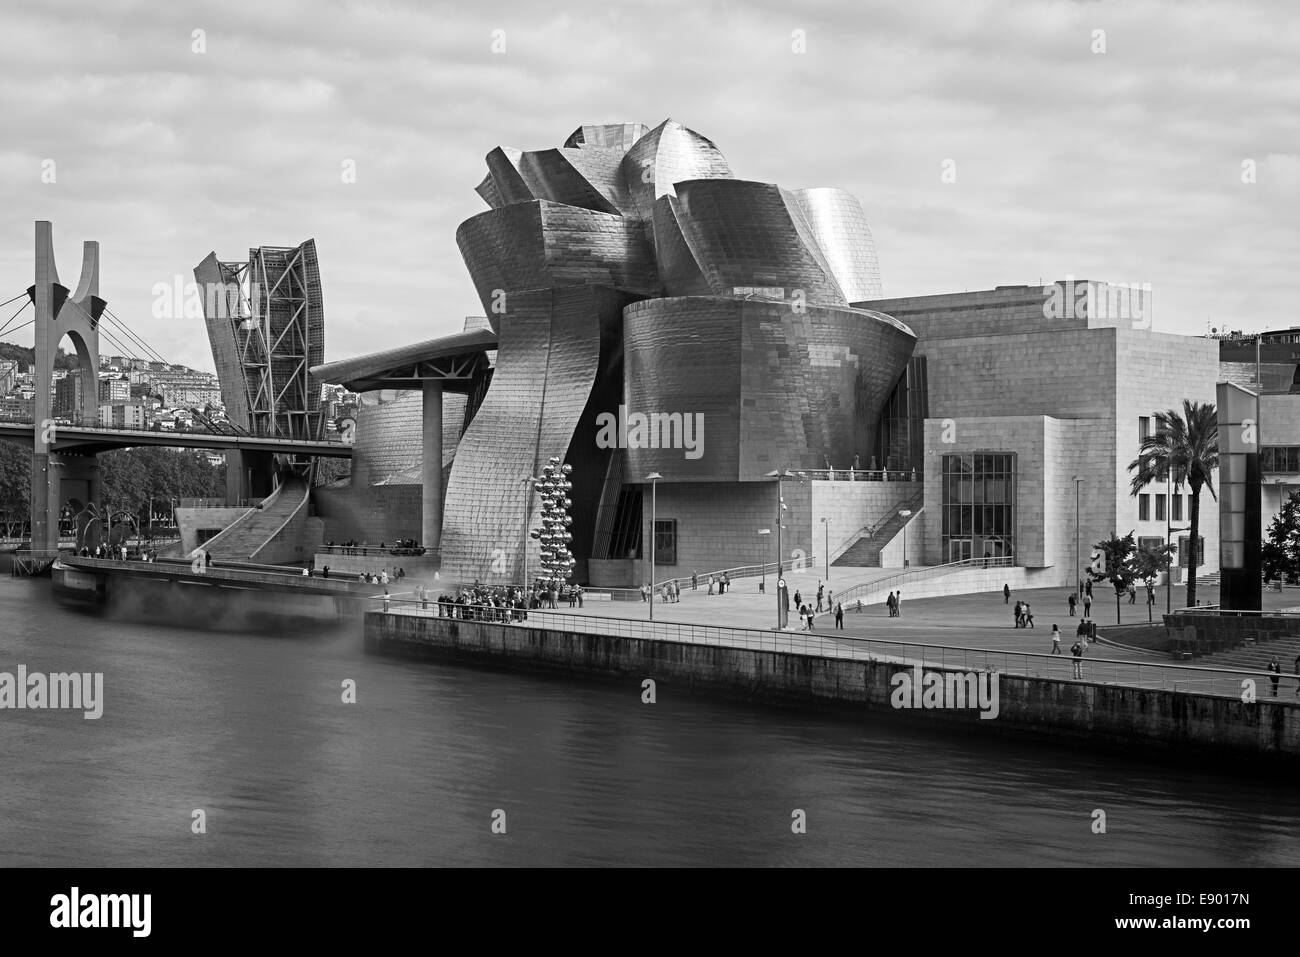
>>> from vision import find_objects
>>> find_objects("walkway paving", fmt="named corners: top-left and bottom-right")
top-left (383, 571), bottom-right (1300, 702)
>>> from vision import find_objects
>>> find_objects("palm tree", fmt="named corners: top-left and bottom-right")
top-left (1127, 400), bottom-right (1219, 609)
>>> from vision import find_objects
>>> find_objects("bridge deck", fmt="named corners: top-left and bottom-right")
top-left (59, 556), bottom-right (390, 598)
top-left (0, 421), bottom-right (351, 456)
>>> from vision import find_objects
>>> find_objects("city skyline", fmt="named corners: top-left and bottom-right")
top-left (0, 0), bottom-right (1295, 374)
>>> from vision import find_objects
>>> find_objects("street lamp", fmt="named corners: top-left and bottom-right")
top-left (646, 472), bottom-right (662, 620)
top-left (766, 469), bottom-right (798, 629)
top-left (520, 475), bottom-right (538, 597)
top-left (899, 509), bottom-right (912, 568)
top-left (1072, 476), bottom-right (1083, 600)
top-left (758, 528), bottom-right (771, 592)
top-left (820, 516), bottom-right (830, 580)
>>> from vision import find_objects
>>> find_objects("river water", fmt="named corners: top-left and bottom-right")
top-left (0, 576), bottom-right (1295, 867)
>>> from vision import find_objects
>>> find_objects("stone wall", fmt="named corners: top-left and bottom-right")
top-left (367, 613), bottom-right (1300, 766)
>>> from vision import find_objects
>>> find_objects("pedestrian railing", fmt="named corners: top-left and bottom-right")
top-left (833, 557), bottom-right (1015, 609)
top-left (374, 600), bottom-right (1300, 702)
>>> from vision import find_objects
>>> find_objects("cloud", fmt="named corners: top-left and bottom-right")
top-left (0, 0), bottom-right (1295, 371)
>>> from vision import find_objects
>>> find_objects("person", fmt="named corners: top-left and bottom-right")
top-left (794, 589), bottom-right (802, 610)
top-left (1014, 601), bottom-right (1023, 628)
top-left (380, 570), bottom-right (390, 585)
top-left (827, 588), bottom-right (833, 609)
top-left (1084, 579), bottom-right (1093, 600)
top-left (885, 591), bottom-right (894, 616)
top-left (1268, 657), bottom-right (1281, 697)
top-left (1068, 593), bottom-right (1077, 617)
top-left (1051, 624), bottom-right (1062, 655)
top-left (420, 584), bottom-right (429, 610)
top-left (382, 588), bottom-right (390, 613)
top-left (301, 566), bottom-right (309, 576)
top-left (323, 565), bottom-right (330, 579)
top-left (205, 552), bottom-right (212, 568)
top-left (1070, 639), bottom-right (1084, 679)
top-left (1003, 583), bottom-right (1011, 604)
top-left (816, 582), bottom-right (824, 613)
top-left (835, 602), bottom-right (844, 629)
top-left (722, 572), bottom-right (730, 594)
top-left (1146, 582), bottom-right (1155, 606)
top-left (707, 575), bottom-right (715, 596)
top-left (799, 604), bottom-right (809, 630)
top-left (1024, 602), bottom-right (1034, 629)
top-left (576, 585), bottom-right (583, 608)
top-left (1127, 583), bottom-right (1136, 604)
top-left (806, 604), bottom-right (815, 631)
top-left (1083, 594), bottom-right (1092, 618)
top-left (691, 572), bottom-right (698, 591)
top-left (894, 590), bottom-right (902, 617)
top-left (640, 583), bottom-right (648, 602)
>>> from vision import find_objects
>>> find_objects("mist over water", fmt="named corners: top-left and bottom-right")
top-left (1, 575), bottom-right (1296, 867)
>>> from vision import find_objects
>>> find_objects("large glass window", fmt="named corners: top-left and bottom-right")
top-left (1178, 535), bottom-right (1205, 568)
top-left (654, 520), bottom-right (677, 566)
top-left (1155, 496), bottom-right (1165, 522)
top-left (1172, 494), bottom-right (1183, 522)
top-left (1138, 494), bottom-right (1150, 521)
top-left (941, 453), bottom-right (1016, 562)
top-left (1263, 446), bottom-right (1300, 473)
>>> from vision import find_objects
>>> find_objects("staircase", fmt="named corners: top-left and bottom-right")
top-left (833, 493), bottom-right (924, 568)
top-left (1194, 632), bottom-right (1300, 675)
top-left (194, 477), bottom-right (310, 562)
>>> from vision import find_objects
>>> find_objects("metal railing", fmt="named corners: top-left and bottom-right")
top-left (320, 544), bottom-right (428, 557)
top-left (796, 468), bottom-right (922, 483)
top-left (833, 557), bottom-right (1015, 608)
top-left (372, 600), bottom-right (1300, 702)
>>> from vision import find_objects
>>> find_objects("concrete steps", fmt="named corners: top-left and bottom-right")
top-left (197, 478), bottom-right (309, 562)
top-left (832, 494), bottom-right (923, 568)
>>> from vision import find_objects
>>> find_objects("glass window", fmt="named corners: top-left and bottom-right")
top-left (1172, 494), bottom-right (1183, 522)
top-left (1138, 494), bottom-right (1150, 521)
top-left (1155, 496), bottom-right (1166, 522)
top-left (1139, 416), bottom-right (1151, 441)
top-left (654, 519), bottom-right (677, 566)
top-left (941, 452), bottom-right (1015, 564)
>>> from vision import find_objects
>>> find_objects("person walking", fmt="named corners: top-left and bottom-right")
top-left (1003, 583), bottom-right (1011, 604)
top-left (1025, 603), bottom-right (1034, 628)
top-left (1268, 657), bottom-right (1281, 697)
top-left (835, 602), bottom-right (844, 629)
top-left (885, 591), bottom-right (895, 617)
top-left (1051, 624), bottom-right (1062, 655)
top-left (576, 586), bottom-right (583, 608)
top-left (691, 572), bottom-right (698, 591)
top-left (895, 590), bottom-right (902, 618)
top-left (708, 575), bottom-right (715, 596)
top-left (1014, 601), bottom-right (1023, 628)
top-left (816, 582), bottom-right (824, 613)
top-left (1068, 593), bottom-right (1077, 617)
top-left (382, 588), bottom-right (391, 613)
top-left (1070, 638), bottom-right (1084, 679)
top-left (1083, 593), bottom-right (1092, 618)
top-left (722, 572), bottom-right (730, 594)
top-left (794, 589), bottom-right (802, 611)
top-left (1127, 583), bottom-right (1136, 605)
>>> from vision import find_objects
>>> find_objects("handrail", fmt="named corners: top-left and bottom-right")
top-left (797, 468), bottom-right (922, 483)
top-left (373, 600), bottom-right (1300, 702)
top-left (834, 556), bottom-right (1015, 607)
top-left (249, 480), bottom-right (312, 562)
top-left (186, 478), bottom-right (287, 558)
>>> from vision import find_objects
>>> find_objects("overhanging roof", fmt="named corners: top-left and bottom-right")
top-left (311, 328), bottom-right (497, 392)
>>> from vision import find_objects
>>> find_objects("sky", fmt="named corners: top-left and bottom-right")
top-left (0, 0), bottom-right (1295, 373)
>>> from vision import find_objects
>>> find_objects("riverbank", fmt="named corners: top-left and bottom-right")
top-left (365, 608), bottom-right (1300, 774)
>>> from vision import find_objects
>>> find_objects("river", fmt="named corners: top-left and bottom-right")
top-left (1, 576), bottom-right (1295, 866)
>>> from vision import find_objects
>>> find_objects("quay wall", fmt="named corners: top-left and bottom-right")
top-left (366, 612), bottom-right (1300, 767)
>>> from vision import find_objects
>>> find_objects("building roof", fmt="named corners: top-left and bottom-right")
top-left (310, 328), bottom-right (498, 393)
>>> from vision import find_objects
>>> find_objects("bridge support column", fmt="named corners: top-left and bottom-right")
top-left (225, 450), bottom-right (276, 504)
top-left (422, 380), bottom-right (443, 558)
top-left (49, 452), bottom-right (101, 550)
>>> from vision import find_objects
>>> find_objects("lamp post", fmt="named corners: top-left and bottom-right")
top-left (646, 472), bottom-right (662, 620)
top-left (1072, 476), bottom-right (1083, 600)
top-left (766, 469), bottom-right (796, 629)
top-left (899, 509), bottom-right (912, 568)
top-left (520, 475), bottom-right (537, 597)
top-left (758, 528), bottom-right (771, 592)
top-left (820, 516), bottom-right (829, 580)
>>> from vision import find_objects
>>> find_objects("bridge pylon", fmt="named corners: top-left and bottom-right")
top-left (30, 221), bottom-right (105, 553)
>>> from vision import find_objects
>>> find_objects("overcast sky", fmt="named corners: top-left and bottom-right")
top-left (0, 0), bottom-right (1295, 372)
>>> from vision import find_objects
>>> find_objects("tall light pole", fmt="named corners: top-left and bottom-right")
top-left (520, 475), bottom-right (537, 594)
top-left (820, 516), bottom-right (829, 580)
top-left (1072, 476), bottom-right (1083, 600)
top-left (646, 472), bottom-right (662, 620)
top-left (899, 509), bottom-right (912, 568)
top-left (758, 528), bottom-right (771, 592)
top-left (766, 469), bottom-right (794, 629)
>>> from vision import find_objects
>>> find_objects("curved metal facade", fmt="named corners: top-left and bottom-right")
top-left (619, 297), bottom-right (914, 481)
top-left (790, 187), bottom-right (883, 302)
top-left (438, 118), bottom-right (912, 584)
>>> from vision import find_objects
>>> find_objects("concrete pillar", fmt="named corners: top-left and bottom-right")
top-left (422, 380), bottom-right (444, 555)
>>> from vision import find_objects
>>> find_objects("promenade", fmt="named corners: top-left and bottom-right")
top-left (381, 572), bottom-right (1300, 701)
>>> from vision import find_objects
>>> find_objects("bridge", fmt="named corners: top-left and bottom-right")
top-left (5, 221), bottom-right (349, 553)
top-left (0, 420), bottom-right (351, 457)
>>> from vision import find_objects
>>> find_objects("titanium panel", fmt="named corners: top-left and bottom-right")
top-left (619, 119), bottom-right (734, 222)
top-left (564, 123), bottom-right (651, 151)
top-left (790, 187), bottom-right (883, 301)
top-left (671, 180), bottom-right (846, 306)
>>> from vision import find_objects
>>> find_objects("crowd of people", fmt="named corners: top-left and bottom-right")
top-left (420, 580), bottom-right (586, 621)
top-left (80, 543), bottom-right (159, 562)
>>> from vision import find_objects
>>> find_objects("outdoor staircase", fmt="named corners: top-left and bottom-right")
top-left (194, 477), bottom-right (310, 562)
top-left (1194, 632), bottom-right (1300, 675)
top-left (832, 493), bottom-right (924, 568)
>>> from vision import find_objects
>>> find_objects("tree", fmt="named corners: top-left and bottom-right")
top-left (1126, 400), bottom-right (1219, 609)
top-left (0, 442), bottom-right (31, 537)
top-left (1088, 531), bottom-right (1139, 623)
top-left (1262, 490), bottom-right (1300, 585)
